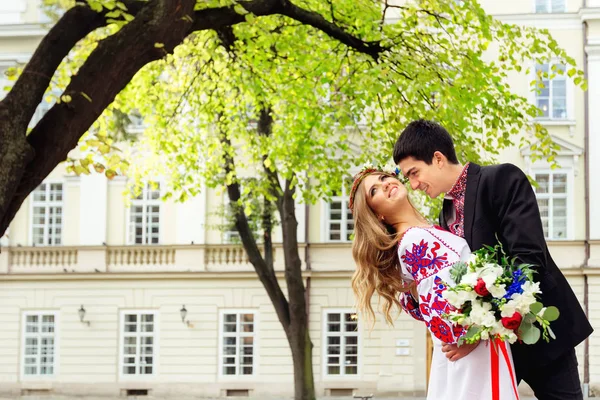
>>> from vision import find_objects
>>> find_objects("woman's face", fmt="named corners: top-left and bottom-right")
top-left (362, 173), bottom-right (408, 221)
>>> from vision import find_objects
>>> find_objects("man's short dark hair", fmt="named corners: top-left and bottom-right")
top-left (393, 119), bottom-right (459, 165)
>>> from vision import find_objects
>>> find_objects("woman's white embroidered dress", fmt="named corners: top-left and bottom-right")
top-left (398, 226), bottom-right (519, 400)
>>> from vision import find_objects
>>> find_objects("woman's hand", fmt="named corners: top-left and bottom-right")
top-left (441, 341), bottom-right (480, 362)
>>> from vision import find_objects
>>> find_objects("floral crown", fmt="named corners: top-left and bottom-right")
top-left (348, 163), bottom-right (403, 214)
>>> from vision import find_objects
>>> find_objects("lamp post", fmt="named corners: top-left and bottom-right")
top-left (78, 305), bottom-right (90, 326)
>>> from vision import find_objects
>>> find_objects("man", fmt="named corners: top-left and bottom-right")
top-left (393, 119), bottom-right (592, 400)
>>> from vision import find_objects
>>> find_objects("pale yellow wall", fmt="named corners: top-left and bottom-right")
top-left (0, 275), bottom-right (427, 397)
top-left (480, 0), bottom-right (585, 14)
top-left (0, 38), bottom-right (41, 54)
top-left (106, 179), bottom-right (127, 246)
top-left (161, 200), bottom-right (177, 245)
top-left (62, 179), bottom-right (79, 246)
top-left (590, 276), bottom-right (600, 393)
top-left (308, 202), bottom-right (323, 243)
top-left (205, 188), bottom-right (223, 245)
top-left (22, 0), bottom-right (43, 23)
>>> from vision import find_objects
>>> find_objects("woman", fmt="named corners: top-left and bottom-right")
top-left (350, 167), bottom-right (519, 400)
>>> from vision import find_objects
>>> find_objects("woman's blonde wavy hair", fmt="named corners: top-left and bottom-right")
top-left (350, 172), bottom-right (420, 326)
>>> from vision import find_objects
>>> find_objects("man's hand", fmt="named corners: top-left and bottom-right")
top-left (441, 341), bottom-right (480, 362)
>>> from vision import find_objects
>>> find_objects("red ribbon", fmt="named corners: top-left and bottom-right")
top-left (491, 341), bottom-right (500, 400)
top-left (490, 339), bottom-right (520, 400)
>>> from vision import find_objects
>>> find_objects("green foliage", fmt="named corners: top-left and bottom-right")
top-left (33, 0), bottom-right (585, 217)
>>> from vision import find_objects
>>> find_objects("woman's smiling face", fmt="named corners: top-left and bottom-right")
top-left (362, 173), bottom-right (408, 220)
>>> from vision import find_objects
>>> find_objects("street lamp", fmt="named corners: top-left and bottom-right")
top-left (180, 305), bottom-right (191, 327)
top-left (78, 305), bottom-right (90, 326)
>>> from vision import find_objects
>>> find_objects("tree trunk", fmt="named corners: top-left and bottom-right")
top-left (289, 320), bottom-right (316, 400)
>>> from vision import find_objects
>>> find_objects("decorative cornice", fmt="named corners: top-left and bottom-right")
top-left (0, 23), bottom-right (47, 38)
top-left (495, 12), bottom-right (582, 30)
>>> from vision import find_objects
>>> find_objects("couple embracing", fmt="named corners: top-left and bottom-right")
top-left (350, 120), bottom-right (592, 399)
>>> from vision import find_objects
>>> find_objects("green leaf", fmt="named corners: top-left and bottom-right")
top-left (530, 302), bottom-right (543, 315)
top-left (520, 324), bottom-right (541, 345)
top-left (543, 306), bottom-right (560, 322)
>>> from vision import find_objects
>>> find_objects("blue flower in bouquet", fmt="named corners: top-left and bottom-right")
top-left (504, 269), bottom-right (525, 299)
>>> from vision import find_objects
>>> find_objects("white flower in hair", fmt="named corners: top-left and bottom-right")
top-left (381, 165), bottom-right (397, 175)
top-left (362, 162), bottom-right (375, 170)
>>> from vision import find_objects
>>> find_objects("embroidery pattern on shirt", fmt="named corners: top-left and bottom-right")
top-left (446, 163), bottom-right (470, 238)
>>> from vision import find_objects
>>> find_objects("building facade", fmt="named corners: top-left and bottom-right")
top-left (0, 0), bottom-right (599, 398)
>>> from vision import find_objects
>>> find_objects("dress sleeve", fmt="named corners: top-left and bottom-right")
top-left (400, 292), bottom-right (424, 322)
top-left (397, 228), bottom-right (465, 344)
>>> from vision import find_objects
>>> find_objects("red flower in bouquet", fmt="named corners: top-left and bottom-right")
top-left (501, 312), bottom-right (523, 331)
top-left (474, 278), bottom-right (490, 296)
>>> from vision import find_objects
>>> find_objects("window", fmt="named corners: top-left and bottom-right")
top-left (535, 63), bottom-right (567, 119)
top-left (220, 311), bottom-right (256, 376)
top-left (533, 171), bottom-right (569, 239)
top-left (120, 311), bottom-right (157, 376)
top-left (325, 182), bottom-right (354, 242)
top-left (31, 182), bottom-right (63, 246)
top-left (0, 2), bottom-right (25, 24)
top-left (22, 312), bottom-right (57, 377)
top-left (324, 311), bottom-right (359, 376)
top-left (129, 183), bottom-right (161, 244)
top-left (535, 0), bottom-right (565, 13)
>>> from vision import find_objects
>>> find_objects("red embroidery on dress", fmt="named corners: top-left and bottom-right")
top-left (401, 239), bottom-right (448, 282)
top-left (429, 316), bottom-right (454, 343)
top-left (422, 228), bottom-right (461, 258)
top-left (400, 293), bottom-right (424, 321)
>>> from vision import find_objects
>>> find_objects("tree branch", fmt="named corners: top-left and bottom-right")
top-left (221, 129), bottom-right (291, 328)
top-left (0, 0), bottom-right (196, 232)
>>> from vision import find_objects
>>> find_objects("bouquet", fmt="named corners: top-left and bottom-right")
top-left (442, 243), bottom-right (559, 345)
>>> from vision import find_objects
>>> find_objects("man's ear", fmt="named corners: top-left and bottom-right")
top-left (433, 151), bottom-right (446, 168)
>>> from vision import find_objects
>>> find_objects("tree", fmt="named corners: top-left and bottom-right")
top-left (0, 1), bottom-right (585, 399)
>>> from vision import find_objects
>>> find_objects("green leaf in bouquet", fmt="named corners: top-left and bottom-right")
top-left (462, 326), bottom-right (480, 343)
top-left (450, 261), bottom-right (468, 284)
top-left (543, 306), bottom-right (560, 322)
top-left (523, 312), bottom-right (536, 324)
top-left (520, 324), bottom-right (541, 345)
top-left (530, 302), bottom-right (543, 315)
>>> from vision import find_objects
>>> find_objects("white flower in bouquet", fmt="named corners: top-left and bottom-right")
top-left (488, 283), bottom-right (507, 298)
top-left (521, 281), bottom-right (541, 296)
top-left (442, 287), bottom-right (477, 308)
top-left (480, 264), bottom-right (503, 285)
top-left (490, 324), bottom-right (519, 344)
top-left (447, 310), bottom-right (471, 326)
top-left (461, 271), bottom-right (479, 286)
top-left (510, 292), bottom-right (537, 314)
top-left (469, 300), bottom-right (497, 328)
top-left (500, 300), bottom-right (518, 318)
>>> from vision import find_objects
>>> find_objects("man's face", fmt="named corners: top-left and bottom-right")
top-left (398, 156), bottom-right (448, 199)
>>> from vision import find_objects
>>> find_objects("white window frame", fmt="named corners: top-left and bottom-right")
top-left (322, 309), bottom-right (361, 379)
top-left (118, 310), bottom-right (159, 381)
top-left (21, 310), bottom-right (59, 380)
top-left (29, 180), bottom-right (64, 246)
top-left (322, 185), bottom-right (354, 243)
top-left (531, 61), bottom-right (573, 121)
top-left (532, 168), bottom-right (574, 240)
top-left (534, 0), bottom-right (566, 13)
top-left (218, 309), bottom-right (258, 380)
top-left (127, 182), bottom-right (162, 245)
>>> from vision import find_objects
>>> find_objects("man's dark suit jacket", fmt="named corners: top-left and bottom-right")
top-left (439, 162), bottom-right (593, 369)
